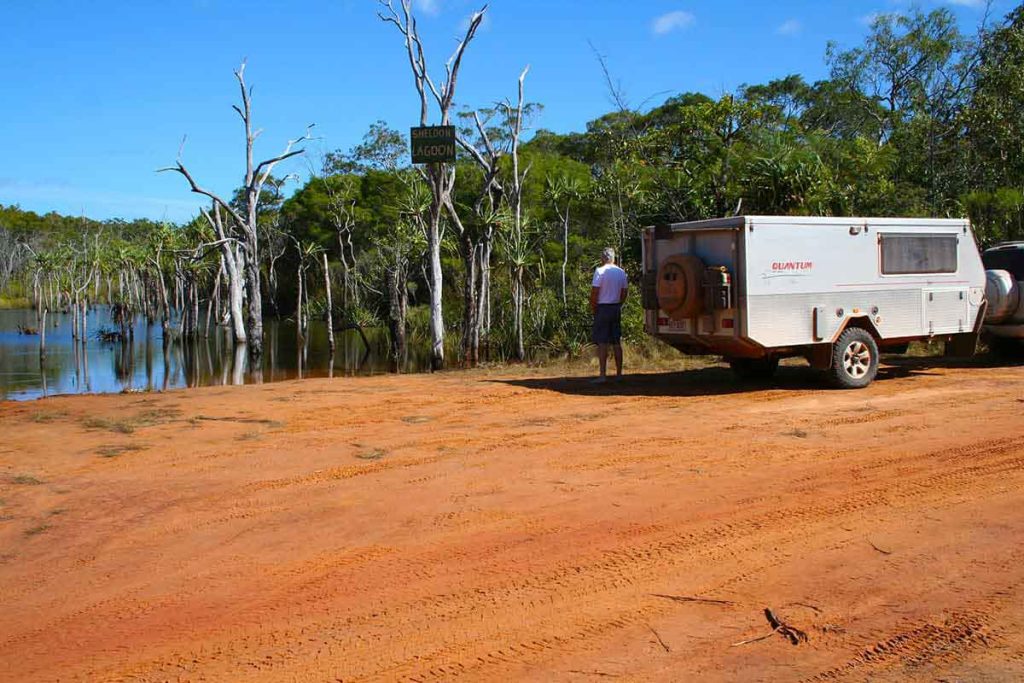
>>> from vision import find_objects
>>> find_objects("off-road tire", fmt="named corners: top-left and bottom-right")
top-left (988, 336), bottom-right (1024, 359)
top-left (729, 356), bottom-right (779, 381)
top-left (829, 327), bottom-right (879, 389)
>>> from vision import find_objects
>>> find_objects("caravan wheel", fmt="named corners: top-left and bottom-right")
top-left (829, 327), bottom-right (879, 389)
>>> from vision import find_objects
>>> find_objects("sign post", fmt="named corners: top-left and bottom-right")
top-left (410, 125), bottom-right (456, 165)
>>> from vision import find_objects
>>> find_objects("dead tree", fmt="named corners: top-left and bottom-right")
top-left (68, 233), bottom-right (100, 346)
top-left (379, 0), bottom-right (486, 370)
top-left (500, 67), bottom-right (533, 361)
top-left (0, 228), bottom-right (28, 294)
top-left (257, 179), bottom-right (289, 319)
top-left (161, 61), bottom-right (311, 360)
top-left (292, 239), bottom-right (320, 342)
top-left (545, 174), bottom-right (582, 309)
top-left (317, 174), bottom-right (361, 308)
top-left (455, 108), bottom-right (506, 364)
top-left (204, 257), bottom-right (224, 337)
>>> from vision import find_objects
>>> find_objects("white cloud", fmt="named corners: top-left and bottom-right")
top-left (652, 10), bottom-right (695, 36)
top-left (776, 19), bottom-right (802, 36)
top-left (945, 0), bottom-right (986, 7)
top-left (414, 0), bottom-right (440, 16)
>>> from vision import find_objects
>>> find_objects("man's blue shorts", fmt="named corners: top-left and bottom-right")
top-left (592, 303), bottom-right (622, 345)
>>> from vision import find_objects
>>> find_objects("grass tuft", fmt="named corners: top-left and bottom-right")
top-left (82, 417), bottom-right (136, 434)
top-left (31, 411), bottom-right (67, 423)
top-left (132, 408), bottom-right (183, 426)
top-left (356, 449), bottom-right (387, 461)
top-left (24, 523), bottom-right (51, 537)
top-left (11, 475), bottom-right (43, 486)
top-left (194, 415), bottom-right (284, 428)
top-left (96, 444), bottom-right (144, 458)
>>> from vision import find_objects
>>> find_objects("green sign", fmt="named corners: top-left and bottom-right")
top-left (411, 125), bottom-right (456, 164)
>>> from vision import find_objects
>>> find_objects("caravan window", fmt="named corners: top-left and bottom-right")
top-left (880, 233), bottom-right (958, 275)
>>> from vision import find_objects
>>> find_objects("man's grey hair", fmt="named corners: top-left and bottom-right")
top-left (601, 247), bottom-right (615, 263)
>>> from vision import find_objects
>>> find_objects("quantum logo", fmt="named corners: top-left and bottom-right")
top-left (771, 261), bottom-right (813, 271)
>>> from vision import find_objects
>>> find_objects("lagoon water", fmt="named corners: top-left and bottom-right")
top-left (0, 307), bottom-right (429, 401)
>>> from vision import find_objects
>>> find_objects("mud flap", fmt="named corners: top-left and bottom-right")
top-left (945, 301), bottom-right (988, 357)
top-left (806, 343), bottom-right (833, 370)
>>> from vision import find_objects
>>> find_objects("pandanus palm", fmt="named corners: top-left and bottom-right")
top-left (292, 239), bottom-right (324, 340)
top-left (496, 207), bottom-right (540, 361)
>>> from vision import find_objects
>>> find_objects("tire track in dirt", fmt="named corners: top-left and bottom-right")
top-left (246, 454), bottom-right (446, 491)
top-left (805, 408), bottom-right (909, 428)
top-left (352, 447), bottom-right (1020, 677)
top-left (843, 435), bottom-right (1024, 481)
top-left (802, 609), bottom-right (1005, 681)
top-left (95, 436), bottom-right (1024, 681)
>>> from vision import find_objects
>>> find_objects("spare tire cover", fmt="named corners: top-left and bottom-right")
top-left (985, 269), bottom-right (1020, 324)
top-left (657, 254), bottom-right (705, 320)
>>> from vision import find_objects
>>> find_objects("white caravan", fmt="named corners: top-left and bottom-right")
top-left (640, 216), bottom-right (990, 388)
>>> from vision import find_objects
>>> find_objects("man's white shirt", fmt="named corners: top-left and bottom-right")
top-left (592, 264), bottom-right (628, 304)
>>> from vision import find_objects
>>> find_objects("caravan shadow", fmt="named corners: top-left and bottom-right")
top-left (489, 355), bottom-right (981, 398)
top-left (489, 364), bottom-right (824, 398)
top-left (883, 351), bottom-right (1023, 372)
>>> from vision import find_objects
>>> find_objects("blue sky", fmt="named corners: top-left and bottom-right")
top-left (0, 0), bottom-right (1002, 223)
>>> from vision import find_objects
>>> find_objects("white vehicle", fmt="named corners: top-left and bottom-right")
top-left (981, 241), bottom-right (1024, 354)
top-left (640, 216), bottom-right (991, 388)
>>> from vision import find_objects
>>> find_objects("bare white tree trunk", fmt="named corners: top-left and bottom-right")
top-left (426, 206), bottom-right (445, 366)
top-left (201, 207), bottom-right (247, 344)
top-left (80, 299), bottom-right (88, 345)
top-left (478, 238), bottom-right (492, 358)
top-left (562, 205), bottom-right (570, 307)
top-left (296, 260), bottom-right (305, 341)
top-left (205, 259), bottom-right (222, 338)
top-left (40, 306), bottom-right (49, 357)
top-left (323, 252), bottom-right (335, 355)
top-left (227, 247), bottom-right (246, 343)
top-left (232, 340), bottom-right (246, 386)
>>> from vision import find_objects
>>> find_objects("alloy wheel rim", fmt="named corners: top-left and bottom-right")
top-left (843, 341), bottom-right (871, 378)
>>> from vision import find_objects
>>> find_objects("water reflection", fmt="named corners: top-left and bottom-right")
top-left (0, 307), bottom-right (429, 401)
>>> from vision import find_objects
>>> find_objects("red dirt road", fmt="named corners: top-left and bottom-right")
top-left (1, 359), bottom-right (1023, 681)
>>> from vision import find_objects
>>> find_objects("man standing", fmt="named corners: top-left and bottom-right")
top-left (590, 247), bottom-right (628, 382)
